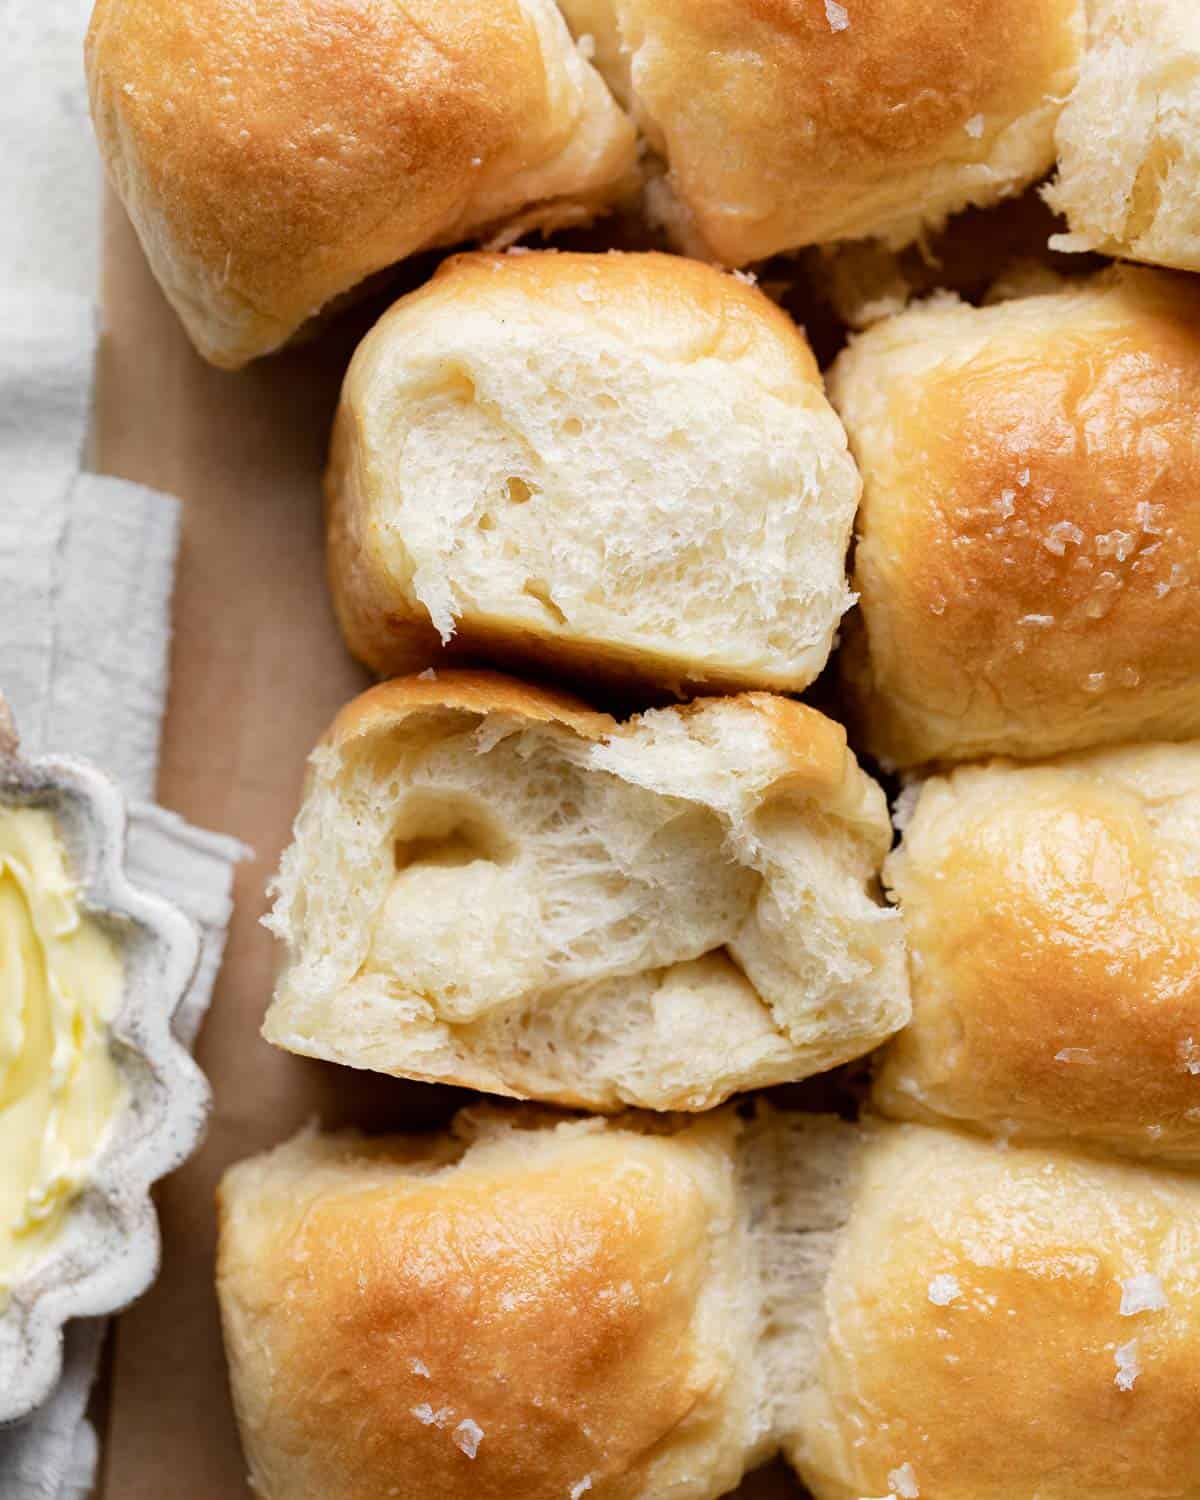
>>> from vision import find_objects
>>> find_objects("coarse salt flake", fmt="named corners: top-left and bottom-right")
top-left (410, 1358), bottom-right (431, 1378)
top-left (1179, 1038), bottom-right (1200, 1075)
top-left (888, 1461), bottom-right (920, 1497)
top-left (1120, 1274), bottom-right (1167, 1317)
top-left (454, 1419), bottom-right (484, 1459)
top-left (825, 0), bottom-right (850, 31)
top-left (1114, 1340), bottom-right (1140, 1391)
top-left (965, 114), bottom-right (985, 138)
top-left (418, 668), bottom-right (438, 681)
top-left (570, 1480), bottom-right (593, 1500)
top-left (1055, 1047), bottom-right (1095, 1064)
top-left (928, 1274), bottom-right (961, 1306)
top-left (1044, 520), bottom-right (1084, 555)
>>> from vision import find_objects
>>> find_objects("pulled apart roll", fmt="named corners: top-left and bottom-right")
top-left (218, 1109), bottom-right (1200, 1500)
top-left (327, 250), bottom-right (860, 696)
top-left (557, 0), bottom-right (1083, 262)
top-left (1047, 0), bottom-right (1200, 274)
top-left (831, 265), bottom-right (1200, 768)
top-left (262, 671), bottom-right (908, 1110)
top-left (877, 746), bottom-right (1200, 1165)
top-left (85, 0), bottom-right (636, 367)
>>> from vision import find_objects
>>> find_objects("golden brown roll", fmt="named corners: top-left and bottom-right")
top-left (262, 671), bottom-right (909, 1112)
top-left (1046, 0), bottom-right (1200, 274)
top-left (874, 747), bottom-right (1200, 1165)
top-left (85, 0), bottom-right (637, 367)
top-left (557, 0), bottom-right (1084, 263)
top-left (831, 265), bottom-right (1200, 768)
top-left (327, 250), bottom-right (860, 695)
top-left (791, 1122), bottom-right (1200, 1500)
top-left (217, 1109), bottom-right (774, 1500)
top-left (219, 1110), bottom-right (1200, 1500)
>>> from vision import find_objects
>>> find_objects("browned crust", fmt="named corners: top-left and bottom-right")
top-left (86, 1), bottom-right (636, 366)
top-left (216, 1117), bottom-right (735, 1500)
top-left (837, 266), bottom-right (1200, 766)
top-left (582, 0), bottom-right (1083, 260)
top-left (323, 669), bottom-right (614, 750)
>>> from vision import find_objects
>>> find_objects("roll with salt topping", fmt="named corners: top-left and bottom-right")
top-left (830, 264), bottom-right (1200, 768)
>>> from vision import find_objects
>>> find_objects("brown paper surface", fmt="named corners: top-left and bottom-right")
top-left (93, 198), bottom-right (805, 1499)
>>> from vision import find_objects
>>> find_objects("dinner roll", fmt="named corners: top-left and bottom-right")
top-left (262, 671), bottom-right (908, 1110)
top-left (1046, 0), bottom-right (1200, 273)
top-left (790, 1122), bottom-right (1200, 1500)
top-left (327, 250), bottom-right (859, 695)
top-left (220, 1110), bottom-right (1200, 1500)
top-left (85, 0), bottom-right (636, 368)
top-left (556, 0), bottom-right (1083, 263)
top-left (217, 1109), bottom-right (773, 1500)
top-left (875, 747), bottom-right (1200, 1165)
top-left (831, 265), bottom-right (1200, 768)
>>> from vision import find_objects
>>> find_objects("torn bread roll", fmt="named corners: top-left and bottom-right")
top-left (1046, 0), bottom-right (1200, 274)
top-left (218, 1109), bottom-right (1200, 1500)
top-left (326, 250), bottom-right (860, 696)
top-left (85, 0), bottom-right (637, 368)
top-left (831, 265), bottom-right (1200, 768)
top-left (556, 0), bottom-right (1083, 263)
top-left (262, 671), bottom-right (908, 1110)
top-left (874, 746), bottom-right (1200, 1165)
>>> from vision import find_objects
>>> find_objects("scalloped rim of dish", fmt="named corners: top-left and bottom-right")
top-left (0, 748), bottom-right (211, 1425)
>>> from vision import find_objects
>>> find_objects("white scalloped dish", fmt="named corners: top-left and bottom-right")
top-left (0, 715), bottom-right (210, 1424)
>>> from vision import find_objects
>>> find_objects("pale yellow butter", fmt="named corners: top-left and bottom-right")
top-left (0, 806), bottom-right (125, 1297)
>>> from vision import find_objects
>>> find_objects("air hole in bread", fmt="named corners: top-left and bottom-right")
top-left (391, 791), bottom-right (515, 871)
top-left (504, 476), bottom-right (534, 505)
top-left (560, 416), bottom-right (584, 437)
top-left (522, 580), bottom-right (568, 627)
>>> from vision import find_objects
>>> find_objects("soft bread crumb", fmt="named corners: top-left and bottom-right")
top-left (888, 1461), bottom-right (920, 1497)
top-left (1120, 1274), bottom-right (1168, 1317)
top-left (927, 1274), bottom-right (961, 1307)
top-left (1114, 1340), bottom-right (1141, 1391)
top-left (453, 1419), bottom-right (484, 1459)
top-left (824, 0), bottom-right (850, 32)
